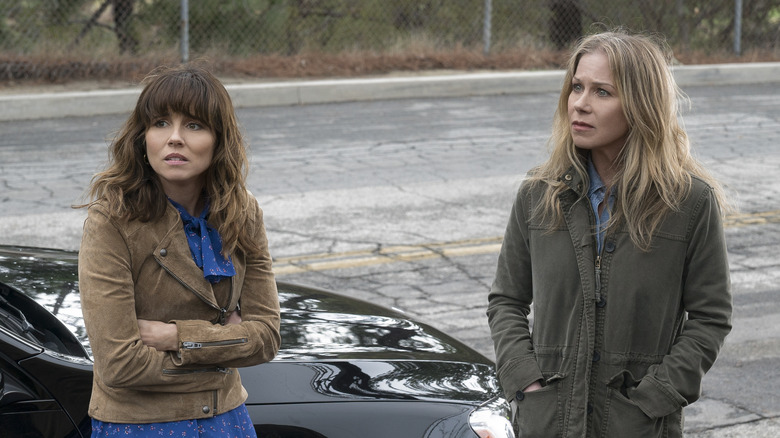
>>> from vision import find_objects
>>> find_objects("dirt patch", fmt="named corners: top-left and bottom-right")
top-left (2, 47), bottom-right (779, 94)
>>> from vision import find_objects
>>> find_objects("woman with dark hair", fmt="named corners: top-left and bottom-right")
top-left (487, 30), bottom-right (732, 437)
top-left (78, 64), bottom-right (280, 437)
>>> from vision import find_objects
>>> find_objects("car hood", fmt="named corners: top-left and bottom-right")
top-left (0, 245), bottom-right (492, 366)
top-left (275, 282), bottom-right (491, 364)
top-left (243, 359), bottom-right (499, 405)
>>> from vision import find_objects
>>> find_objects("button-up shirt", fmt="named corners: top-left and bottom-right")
top-left (587, 158), bottom-right (615, 254)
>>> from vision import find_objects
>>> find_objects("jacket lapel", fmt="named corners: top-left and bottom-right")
top-left (153, 206), bottom-right (219, 309)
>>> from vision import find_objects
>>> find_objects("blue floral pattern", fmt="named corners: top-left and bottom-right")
top-left (169, 199), bottom-right (236, 283)
top-left (91, 404), bottom-right (257, 437)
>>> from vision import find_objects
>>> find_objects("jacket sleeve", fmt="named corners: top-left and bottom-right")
top-left (79, 206), bottom-right (229, 392)
top-left (173, 197), bottom-right (281, 368)
top-left (630, 186), bottom-right (733, 418)
top-left (486, 183), bottom-right (545, 399)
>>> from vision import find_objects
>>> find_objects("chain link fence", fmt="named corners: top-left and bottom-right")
top-left (1, 0), bottom-right (778, 84)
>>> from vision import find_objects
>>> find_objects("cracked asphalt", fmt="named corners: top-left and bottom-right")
top-left (1, 81), bottom-right (779, 436)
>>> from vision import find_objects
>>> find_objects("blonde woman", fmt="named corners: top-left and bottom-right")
top-left (487, 31), bottom-right (732, 437)
top-left (78, 64), bottom-right (280, 437)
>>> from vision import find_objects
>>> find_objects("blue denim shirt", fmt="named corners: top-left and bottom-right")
top-left (587, 159), bottom-right (615, 254)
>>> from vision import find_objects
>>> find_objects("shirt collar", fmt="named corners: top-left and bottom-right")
top-left (587, 156), bottom-right (606, 197)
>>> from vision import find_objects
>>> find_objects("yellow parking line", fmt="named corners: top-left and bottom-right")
top-left (722, 209), bottom-right (780, 227)
top-left (274, 210), bottom-right (777, 275)
top-left (273, 237), bottom-right (503, 275)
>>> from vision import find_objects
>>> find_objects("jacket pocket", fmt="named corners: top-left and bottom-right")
top-left (604, 371), bottom-right (682, 438)
top-left (513, 382), bottom-right (561, 438)
top-left (604, 387), bottom-right (670, 438)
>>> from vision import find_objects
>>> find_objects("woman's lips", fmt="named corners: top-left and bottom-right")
top-left (571, 121), bottom-right (594, 132)
top-left (164, 153), bottom-right (188, 163)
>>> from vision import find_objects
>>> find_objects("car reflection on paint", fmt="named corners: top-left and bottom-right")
top-left (0, 245), bottom-right (513, 437)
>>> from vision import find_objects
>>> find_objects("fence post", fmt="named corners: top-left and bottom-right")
top-left (181, 0), bottom-right (190, 63)
top-left (734, 0), bottom-right (742, 55)
top-left (677, 0), bottom-right (689, 51)
top-left (483, 0), bottom-right (492, 55)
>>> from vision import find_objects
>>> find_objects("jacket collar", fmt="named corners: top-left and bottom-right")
top-left (559, 165), bottom-right (586, 197)
top-left (153, 203), bottom-right (239, 312)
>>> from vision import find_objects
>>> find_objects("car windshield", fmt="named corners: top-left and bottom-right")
top-left (0, 247), bottom-right (90, 360)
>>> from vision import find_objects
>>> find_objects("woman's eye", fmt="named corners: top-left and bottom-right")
top-left (597, 89), bottom-right (610, 97)
top-left (572, 83), bottom-right (583, 92)
top-left (153, 119), bottom-right (169, 128)
top-left (187, 122), bottom-right (205, 130)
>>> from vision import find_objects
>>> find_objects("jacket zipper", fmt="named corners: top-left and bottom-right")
top-left (162, 366), bottom-right (231, 375)
top-left (181, 338), bottom-right (248, 350)
top-left (156, 261), bottom-right (232, 324)
top-left (595, 255), bottom-right (602, 304)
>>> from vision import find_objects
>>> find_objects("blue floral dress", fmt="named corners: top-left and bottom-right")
top-left (91, 403), bottom-right (257, 437)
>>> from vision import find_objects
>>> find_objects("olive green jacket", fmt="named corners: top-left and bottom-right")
top-left (487, 169), bottom-right (732, 437)
top-left (78, 196), bottom-right (280, 423)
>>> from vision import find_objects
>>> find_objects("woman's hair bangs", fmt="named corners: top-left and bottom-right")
top-left (138, 68), bottom-right (222, 133)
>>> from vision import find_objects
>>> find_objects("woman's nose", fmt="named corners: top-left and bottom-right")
top-left (167, 123), bottom-right (184, 145)
top-left (573, 93), bottom-right (589, 112)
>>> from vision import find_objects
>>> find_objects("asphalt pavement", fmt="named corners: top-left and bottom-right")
top-left (1, 62), bottom-right (780, 437)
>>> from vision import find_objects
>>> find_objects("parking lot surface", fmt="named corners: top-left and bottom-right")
top-left (1, 70), bottom-right (779, 436)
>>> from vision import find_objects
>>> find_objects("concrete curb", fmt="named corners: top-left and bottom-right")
top-left (2, 62), bottom-right (780, 121)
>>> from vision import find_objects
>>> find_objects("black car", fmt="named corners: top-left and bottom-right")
top-left (0, 245), bottom-right (513, 438)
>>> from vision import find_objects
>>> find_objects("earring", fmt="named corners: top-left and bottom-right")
top-left (143, 153), bottom-right (149, 164)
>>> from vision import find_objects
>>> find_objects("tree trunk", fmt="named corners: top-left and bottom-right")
top-left (112, 0), bottom-right (137, 55)
top-left (549, 0), bottom-right (582, 50)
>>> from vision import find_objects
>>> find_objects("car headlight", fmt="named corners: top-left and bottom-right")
top-left (469, 396), bottom-right (515, 438)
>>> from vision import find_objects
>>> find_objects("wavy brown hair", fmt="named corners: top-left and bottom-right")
top-left (528, 30), bottom-right (732, 251)
top-left (81, 63), bottom-right (259, 256)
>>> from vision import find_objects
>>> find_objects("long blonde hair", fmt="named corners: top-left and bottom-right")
top-left (529, 30), bottom-right (731, 251)
top-left (81, 63), bottom-right (260, 256)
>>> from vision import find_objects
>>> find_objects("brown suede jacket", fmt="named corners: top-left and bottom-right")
top-left (78, 196), bottom-right (280, 423)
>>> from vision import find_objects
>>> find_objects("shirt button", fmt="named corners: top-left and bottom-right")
top-left (597, 296), bottom-right (607, 308)
top-left (605, 241), bottom-right (616, 253)
top-left (202, 406), bottom-right (210, 414)
top-left (564, 174), bottom-right (573, 181)
top-left (159, 248), bottom-right (168, 257)
top-left (515, 391), bottom-right (525, 402)
top-left (593, 351), bottom-right (601, 362)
